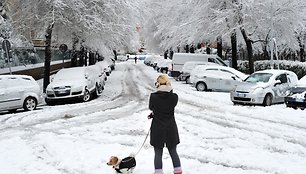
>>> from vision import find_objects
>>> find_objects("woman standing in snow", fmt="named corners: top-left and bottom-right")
top-left (148, 74), bottom-right (183, 174)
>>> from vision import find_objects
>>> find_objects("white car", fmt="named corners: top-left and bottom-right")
top-left (45, 66), bottom-right (101, 105)
top-left (0, 75), bottom-right (42, 112)
top-left (191, 65), bottom-right (248, 92)
top-left (96, 61), bottom-right (112, 76)
top-left (87, 65), bottom-right (106, 92)
top-left (230, 69), bottom-right (298, 106)
top-left (156, 59), bottom-right (172, 74)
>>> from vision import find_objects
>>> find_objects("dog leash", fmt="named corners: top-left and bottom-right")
top-left (134, 127), bottom-right (150, 156)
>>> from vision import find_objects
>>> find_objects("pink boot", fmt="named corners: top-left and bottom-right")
top-left (154, 169), bottom-right (163, 174)
top-left (174, 167), bottom-right (182, 174)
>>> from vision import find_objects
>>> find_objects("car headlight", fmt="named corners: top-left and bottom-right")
top-left (46, 90), bottom-right (54, 95)
top-left (252, 87), bottom-right (264, 94)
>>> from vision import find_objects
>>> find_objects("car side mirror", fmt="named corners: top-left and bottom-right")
top-left (274, 80), bottom-right (281, 86)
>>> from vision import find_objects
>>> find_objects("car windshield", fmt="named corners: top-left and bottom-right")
top-left (245, 73), bottom-right (272, 83)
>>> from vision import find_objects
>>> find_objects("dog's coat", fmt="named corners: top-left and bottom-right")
top-left (107, 156), bottom-right (136, 174)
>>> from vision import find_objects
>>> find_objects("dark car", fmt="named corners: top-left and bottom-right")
top-left (284, 86), bottom-right (306, 110)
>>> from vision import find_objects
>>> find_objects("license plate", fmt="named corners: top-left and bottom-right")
top-left (58, 90), bottom-right (67, 94)
top-left (237, 93), bottom-right (245, 97)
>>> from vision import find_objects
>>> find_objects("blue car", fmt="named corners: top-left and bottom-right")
top-left (284, 86), bottom-right (306, 110)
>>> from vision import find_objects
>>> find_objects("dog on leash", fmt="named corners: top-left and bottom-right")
top-left (107, 155), bottom-right (136, 174)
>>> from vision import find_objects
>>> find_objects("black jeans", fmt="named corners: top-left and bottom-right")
top-left (154, 146), bottom-right (181, 169)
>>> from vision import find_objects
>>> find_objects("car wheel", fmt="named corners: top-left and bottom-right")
top-left (196, 82), bottom-right (207, 91)
top-left (186, 77), bottom-right (190, 84)
top-left (95, 84), bottom-right (103, 97)
top-left (263, 94), bottom-right (272, 106)
top-left (301, 107), bottom-right (305, 110)
top-left (82, 89), bottom-right (91, 102)
top-left (23, 97), bottom-right (37, 111)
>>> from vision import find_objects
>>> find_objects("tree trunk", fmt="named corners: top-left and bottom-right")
top-left (71, 33), bottom-right (78, 67)
top-left (217, 36), bottom-right (222, 59)
top-left (79, 45), bottom-right (84, 66)
top-left (113, 50), bottom-right (117, 60)
top-left (298, 36), bottom-right (305, 62)
top-left (241, 28), bottom-right (254, 74)
top-left (89, 51), bottom-right (95, 65)
top-left (231, 30), bottom-right (238, 69)
top-left (43, 23), bottom-right (54, 93)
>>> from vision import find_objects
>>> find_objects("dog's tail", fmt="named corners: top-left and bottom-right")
top-left (129, 152), bottom-right (136, 157)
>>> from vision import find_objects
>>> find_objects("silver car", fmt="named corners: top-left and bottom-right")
top-left (230, 69), bottom-right (298, 106)
top-left (192, 65), bottom-right (248, 92)
top-left (0, 75), bottom-right (42, 112)
top-left (45, 66), bottom-right (101, 105)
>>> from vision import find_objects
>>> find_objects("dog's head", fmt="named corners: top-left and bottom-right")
top-left (106, 156), bottom-right (119, 166)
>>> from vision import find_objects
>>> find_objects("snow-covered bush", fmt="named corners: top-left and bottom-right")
top-left (238, 60), bottom-right (306, 79)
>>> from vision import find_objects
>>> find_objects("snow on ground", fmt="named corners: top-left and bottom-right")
top-left (0, 59), bottom-right (306, 174)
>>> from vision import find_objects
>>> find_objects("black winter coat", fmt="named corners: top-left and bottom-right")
top-left (149, 90), bottom-right (180, 148)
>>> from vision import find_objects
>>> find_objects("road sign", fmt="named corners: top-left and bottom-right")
top-left (2, 39), bottom-right (11, 52)
top-left (59, 44), bottom-right (68, 53)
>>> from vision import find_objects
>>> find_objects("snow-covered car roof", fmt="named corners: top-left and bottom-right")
top-left (0, 75), bottom-right (37, 88)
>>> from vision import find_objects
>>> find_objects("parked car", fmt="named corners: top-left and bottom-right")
top-left (0, 75), bottom-right (42, 112)
top-left (96, 61), bottom-right (112, 76)
top-left (107, 58), bottom-right (116, 71)
top-left (179, 61), bottom-right (219, 83)
top-left (45, 66), bottom-right (101, 105)
top-left (284, 75), bottom-right (306, 110)
top-left (230, 69), bottom-right (298, 106)
top-left (144, 55), bottom-right (162, 66)
top-left (144, 55), bottom-right (154, 65)
top-left (192, 65), bottom-right (248, 92)
top-left (88, 65), bottom-right (106, 91)
top-left (152, 56), bottom-right (166, 70)
top-left (156, 59), bottom-right (172, 74)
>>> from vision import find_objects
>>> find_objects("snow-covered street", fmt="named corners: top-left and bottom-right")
top-left (0, 60), bottom-right (306, 174)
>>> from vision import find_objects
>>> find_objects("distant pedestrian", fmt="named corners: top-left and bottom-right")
top-left (206, 44), bottom-right (211, 54)
top-left (134, 55), bottom-right (137, 64)
top-left (148, 74), bottom-right (183, 174)
top-left (190, 45), bottom-right (195, 53)
top-left (164, 50), bottom-right (168, 59)
top-left (169, 50), bottom-right (174, 60)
